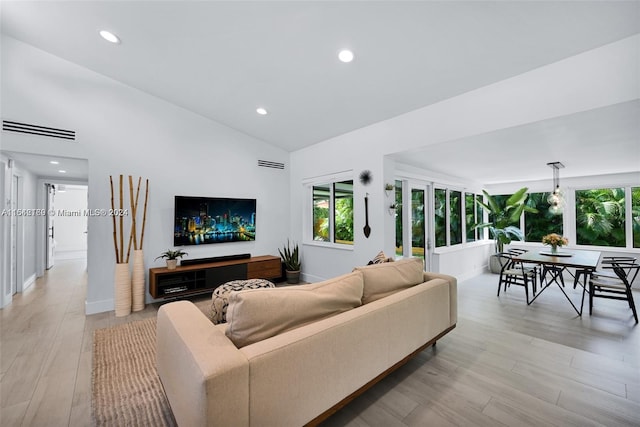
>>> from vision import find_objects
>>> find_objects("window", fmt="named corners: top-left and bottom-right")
top-left (576, 187), bottom-right (625, 247)
top-left (395, 180), bottom-right (403, 256)
top-left (450, 190), bottom-right (462, 245)
top-left (634, 187), bottom-right (640, 248)
top-left (465, 193), bottom-right (476, 242)
top-left (525, 191), bottom-right (563, 242)
top-left (434, 189), bottom-right (446, 247)
top-left (312, 180), bottom-right (353, 245)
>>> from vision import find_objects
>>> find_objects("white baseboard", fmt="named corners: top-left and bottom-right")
top-left (85, 298), bottom-right (114, 315)
top-left (22, 273), bottom-right (36, 291)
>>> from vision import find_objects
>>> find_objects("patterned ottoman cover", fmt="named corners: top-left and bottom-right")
top-left (210, 279), bottom-right (275, 324)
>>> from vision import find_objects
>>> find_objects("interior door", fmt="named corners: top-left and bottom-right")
top-left (46, 183), bottom-right (55, 270)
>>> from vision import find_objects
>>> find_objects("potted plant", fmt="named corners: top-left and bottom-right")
top-left (155, 249), bottom-right (188, 270)
top-left (278, 240), bottom-right (301, 284)
top-left (474, 187), bottom-right (538, 273)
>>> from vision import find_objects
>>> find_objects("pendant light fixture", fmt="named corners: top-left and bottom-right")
top-left (547, 161), bottom-right (565, 215)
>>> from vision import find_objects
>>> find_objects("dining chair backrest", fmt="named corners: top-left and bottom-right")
top-left (612, 263), bottom-right (639, 285)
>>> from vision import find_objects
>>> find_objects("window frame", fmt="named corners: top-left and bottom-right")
top-left (304, 171), bottom-right (355, 250)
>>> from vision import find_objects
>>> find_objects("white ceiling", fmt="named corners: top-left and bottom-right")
top-left (1, 1), bottom-right (639, 183)
top-left (3, 151), bottom-right (89, 181)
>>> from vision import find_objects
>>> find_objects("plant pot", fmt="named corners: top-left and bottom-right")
top-left (286, 270), bottom-right (300, 284)
top-left (114, 262), bottom-right (131, 317)
top-left (166, 259), bottom-right (178, 270)
top-left (132, 249), bottom-right (145, 312)
top-left (489, 253), bottom-right (507, 274)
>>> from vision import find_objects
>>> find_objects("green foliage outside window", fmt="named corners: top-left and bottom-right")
top-left (576, 188), bottom-right (625, 247)
top-left (395, 180), bottom-right (403, 256)
top-left (465, 193), bottom-right (476, 242)
top-left (411, 189), bottom-right (425, 258)
top-left (634, 187), bottom-right (640, 248)
top-left (434, 189), bottom-right (446, 247)
top-left (525, 192), bottom-right (563, 242)
top-left (450, 190), bottom-right (462, 245)
top-left (334, 195), bottom-right (353, 244)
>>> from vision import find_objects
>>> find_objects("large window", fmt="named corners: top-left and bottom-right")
top-left (634, 187), bottom-right (640, 248)
top-left (434, 189), bottom-right (446, 247)
top-left (576, 187), bottom-right (625, 247)
top-left (312, 180), bottom-right (353, 245)
top-left (450, 190), bottom-right (462, 245)
top-left (395, 180), bottom-right (403, 256)
top-left (525, 192), bottom-right (563, 242)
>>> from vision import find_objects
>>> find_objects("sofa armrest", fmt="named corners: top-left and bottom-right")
top-left (157, 301), bottom-right (249, 427)
top-left (423, 272), bottom-right (457, 326)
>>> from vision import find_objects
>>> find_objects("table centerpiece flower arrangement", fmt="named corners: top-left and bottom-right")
top-left (542, 233), bottom-right (568, 254)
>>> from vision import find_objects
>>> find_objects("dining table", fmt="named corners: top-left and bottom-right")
top-left (511, 248), bottom-right (602, 315)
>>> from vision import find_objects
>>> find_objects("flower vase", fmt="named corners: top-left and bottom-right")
top-left (132, 249), bottom-right (145, 312)
top-left (551, 245), bottom-right (558, 254)
top-left (114, 262), bottom-right (131, 317)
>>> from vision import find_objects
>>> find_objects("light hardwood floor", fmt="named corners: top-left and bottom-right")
top-left (1, 259), bottom-right (638, 426)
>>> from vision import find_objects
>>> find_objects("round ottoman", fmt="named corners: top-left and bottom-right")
top-left (209, 279), bottom-right (275, 324)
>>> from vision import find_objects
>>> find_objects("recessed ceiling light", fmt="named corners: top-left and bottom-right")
top-left (99, 30), bottom-right (120, 44)
top-left (58, 170), bottom-right (67, 174)
top-left (256, 107), bottom-right (268, 115)
top-left (338, 49), bottom-right (354, 63)
top-left (50, 160), bottom-right (59, 165)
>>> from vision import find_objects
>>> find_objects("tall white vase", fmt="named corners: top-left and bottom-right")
top-left (132, 249), bottom-right (145, 311)
top-left (114, 262), bottom-right (132, 317)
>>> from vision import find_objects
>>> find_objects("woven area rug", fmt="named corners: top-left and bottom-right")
top-left (92, 317), bottom-right (176, 427)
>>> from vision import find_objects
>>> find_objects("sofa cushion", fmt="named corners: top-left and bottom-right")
top-left (225, 271), bottom-right (364, 348)
top-left (354, 257), bottom-right (424, 304)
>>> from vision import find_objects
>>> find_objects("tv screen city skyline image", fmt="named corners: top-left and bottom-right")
top-left (174, 196), bottom-right (256, 246)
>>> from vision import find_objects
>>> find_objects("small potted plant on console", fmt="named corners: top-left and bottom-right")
top-left (155, 249), bottom-right (188, 270)
top-left (278, 240), bottom-right (301, 284)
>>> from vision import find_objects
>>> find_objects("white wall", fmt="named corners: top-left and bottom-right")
top-left (291, 35), bottom-right (638, 283)
top-left (2, 36), bottom-right (290, 314)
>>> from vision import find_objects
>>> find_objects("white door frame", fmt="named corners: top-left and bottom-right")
top-left (0, 159), bottom-right (11, 308)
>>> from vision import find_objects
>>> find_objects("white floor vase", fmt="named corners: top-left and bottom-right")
top-left (132, 250), bottom-right (145, 311)
top-left (114, 262), bottom-right (132, 317)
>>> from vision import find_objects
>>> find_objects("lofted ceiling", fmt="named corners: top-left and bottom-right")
top-left (1, 1), bottom-right (639, 183)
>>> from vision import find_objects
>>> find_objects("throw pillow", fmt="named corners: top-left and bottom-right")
top-left (225, 271), bottom-right (364, 348)
top-left (353, 257), bottom-right (424, 304)
top-left (210, 279), bottom-right (275, 324)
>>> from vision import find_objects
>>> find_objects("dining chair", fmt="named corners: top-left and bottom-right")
top-left (496, 252), bottom-right (536, 304)
top-left (508, 248), bottom-right (538, 286)
top-left (574, 256), bottom-right (637, 289)
top-left (588, 263), bottom-right (638, 324)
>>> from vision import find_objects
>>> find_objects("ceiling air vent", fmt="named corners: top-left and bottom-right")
top-left (258, 160), bottom-right (285, 170)
top-left (2, 120), bottom-right (76, 141)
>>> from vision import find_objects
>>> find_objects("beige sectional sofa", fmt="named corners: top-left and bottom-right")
top-left (156, 258), bottom-right (457, 426)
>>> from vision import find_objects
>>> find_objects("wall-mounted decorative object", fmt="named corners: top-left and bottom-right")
top-left (384, 183), bottom-right (394, 197)
top-left (388, 203), bottom-right (397, 216)
top-left (359, 170), bottom-right (372, 186)
top-left (363, 193), bottom-right (371, 238)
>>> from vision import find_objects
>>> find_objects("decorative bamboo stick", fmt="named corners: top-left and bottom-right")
top-left (119, 175), bottom-right (124, 263)
top-left (140, 179), bottom-right (149, 249)
top-left (109, 175), bottom-right (120, 262)
top-left (125, 176), bottom-right (140, 263)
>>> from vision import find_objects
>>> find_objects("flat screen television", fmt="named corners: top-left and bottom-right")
top-left (174, 196), bottom-right (256, 246)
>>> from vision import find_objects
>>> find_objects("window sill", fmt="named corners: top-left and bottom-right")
top-left (303, 241), bottom-right (355, 251)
